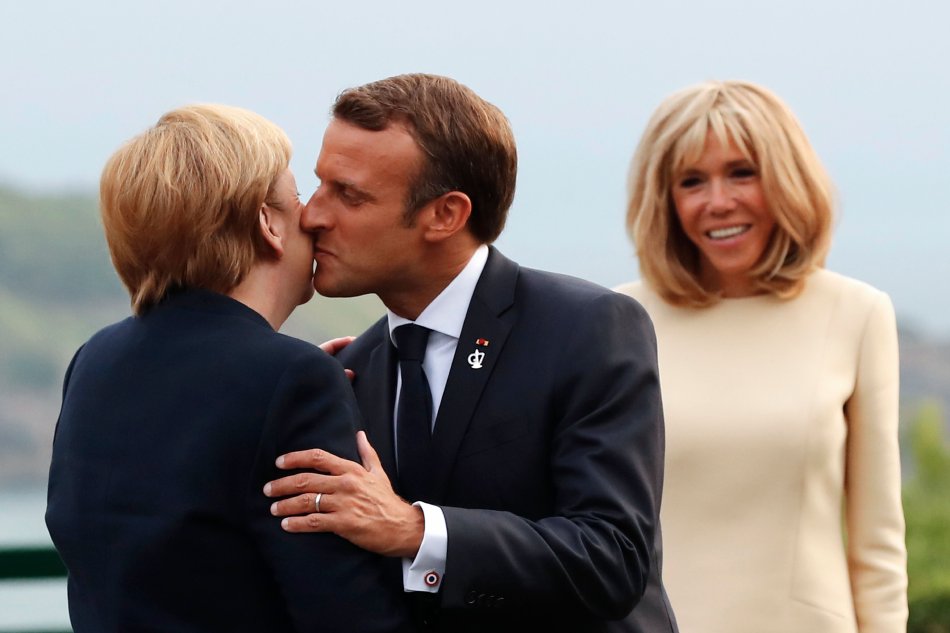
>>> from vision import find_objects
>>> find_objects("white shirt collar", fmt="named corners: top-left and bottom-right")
top-left (387, 244), bottom-right (489, 342)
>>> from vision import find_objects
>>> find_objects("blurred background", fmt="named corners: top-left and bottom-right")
top-left (1, 0), bottom-right (948, 631)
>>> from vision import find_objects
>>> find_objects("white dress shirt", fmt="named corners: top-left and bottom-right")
top-left (386, 244), bottom-right (488, 593)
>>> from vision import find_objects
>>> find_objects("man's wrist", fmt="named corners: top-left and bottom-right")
top-left (391, 502), bottom-right (425, 558)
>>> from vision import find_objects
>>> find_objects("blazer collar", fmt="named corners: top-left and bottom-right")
top-left (357, 320), bottom-right (400, 479)
top-left (154, 287), bottom-right (272, 330)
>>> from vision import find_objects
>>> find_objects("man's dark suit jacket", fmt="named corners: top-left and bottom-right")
top-left (337, 248), bottom-right (678, 632)
top-left (45, 288), bottom-right (410, 633)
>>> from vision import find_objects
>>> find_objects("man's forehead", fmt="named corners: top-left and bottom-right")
top-left (316, 120), bottom-right (421, 179)
top-left (322, 118), bottom-right (415, 149)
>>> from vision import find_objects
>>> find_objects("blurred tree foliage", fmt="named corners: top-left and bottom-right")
top-left (904, 402), bottom-right (950, 633)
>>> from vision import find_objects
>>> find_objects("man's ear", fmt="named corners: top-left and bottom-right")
top-left (258, 204), bottom-right (285, 258)
top-left (423, 191), bottom-right (472, 242)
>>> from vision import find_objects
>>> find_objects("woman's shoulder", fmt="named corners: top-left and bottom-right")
top-left (613, 279), bottom-right (652, 302)
top-left (613, 279), bottom-right (665, 315)
top-left (613, 279), bottom-right (693, 324)
top-left (800, 270), bottom-right (896, 340)
top-left (262, 330), bottom-right (339, 372)
top-left (805, 269), bottom-right (891, 309)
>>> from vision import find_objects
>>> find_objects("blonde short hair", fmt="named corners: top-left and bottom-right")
top-left (100, 104), bottom-right (291, 315)
top-left (626, 80), bottom-right (834, 307)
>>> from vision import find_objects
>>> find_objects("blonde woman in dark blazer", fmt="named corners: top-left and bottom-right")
top-left (45, 104), bottom-right (411, 633)
top-left (615, 81), bottom-right (907, 632)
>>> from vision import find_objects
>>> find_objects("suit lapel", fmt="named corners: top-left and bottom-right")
top-left (428, 248), bottom-right (519, 501)
top-left (355, 335), bottom-right (399, 480)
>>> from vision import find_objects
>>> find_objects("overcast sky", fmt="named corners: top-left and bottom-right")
top-left (2, 0), bottom-right (948, 335)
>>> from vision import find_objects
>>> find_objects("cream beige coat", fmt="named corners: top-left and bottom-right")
top-left (616, 270), bottom-right (907, 633)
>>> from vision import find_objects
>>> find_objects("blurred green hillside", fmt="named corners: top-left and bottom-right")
top-left (0, 186), bottom-right (125, 392)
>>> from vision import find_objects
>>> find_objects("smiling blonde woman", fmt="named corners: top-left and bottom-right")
top-left (616, 80), bottom-right (907, 633)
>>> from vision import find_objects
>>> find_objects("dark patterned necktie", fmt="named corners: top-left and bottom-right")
top-left (393, 324), bottom-right (433, 502)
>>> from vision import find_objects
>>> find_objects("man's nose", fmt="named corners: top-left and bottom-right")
top-left (301, 191), bottom-right (327, 232)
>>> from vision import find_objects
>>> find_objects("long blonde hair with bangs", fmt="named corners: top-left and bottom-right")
top-left (626, 80), bottom-right (834, 307)
top-left (100, 104), bottom-right (292, 315)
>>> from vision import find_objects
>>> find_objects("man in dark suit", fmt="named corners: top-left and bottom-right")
top-left (265, 74), bottom-right (677, 632)
top-left (45, 104), bottom-right (411, 632)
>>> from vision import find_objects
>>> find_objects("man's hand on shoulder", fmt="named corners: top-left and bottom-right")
top-left (318, 336), bottom-right (356, 380)
top-left (264, 431), bottom-right (424, 558)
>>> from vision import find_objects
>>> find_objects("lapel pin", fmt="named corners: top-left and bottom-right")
top-left (467, 348), bottom-right (485, 369)
top-left (475, 338), bottom-right (490, 347)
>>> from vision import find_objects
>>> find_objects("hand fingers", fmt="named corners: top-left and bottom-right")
top-left (280, 513), bottom-right (340, 534)
top-left (318, 336), bottom-right (356, 357)
top-left (263, 472), bottom-right (336, 498)
top-left (275, 448), bottom-right (361, 475)
top-left (270, 492), bottom-right (334, 518)
top-left (356, 431), bottom-right (384, 474)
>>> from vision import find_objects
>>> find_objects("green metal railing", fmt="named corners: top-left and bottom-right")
top-left (0, 546), bottom-right (66, 581)
top-left (0, 546), bottom-right (70, 633)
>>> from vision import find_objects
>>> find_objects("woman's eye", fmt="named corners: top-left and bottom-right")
top-left (679, 176), bottom-right (702, 188)
top-left (732, 167), bottom-right (757, 178)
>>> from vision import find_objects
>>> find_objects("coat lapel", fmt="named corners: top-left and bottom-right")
top-left (427, 248), bottom-right (518, 501)
top-left (355, 335), bottom-right (399, 481)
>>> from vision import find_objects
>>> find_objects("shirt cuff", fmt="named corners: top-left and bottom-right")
top-left (402, 501), bottom-right (447, 593)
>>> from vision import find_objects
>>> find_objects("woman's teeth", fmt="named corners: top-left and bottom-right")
top-left (707, 225), bottom-right (750, 240)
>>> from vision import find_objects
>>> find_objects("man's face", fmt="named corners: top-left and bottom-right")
top-left (302, 118), bottom-right (427, 301)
